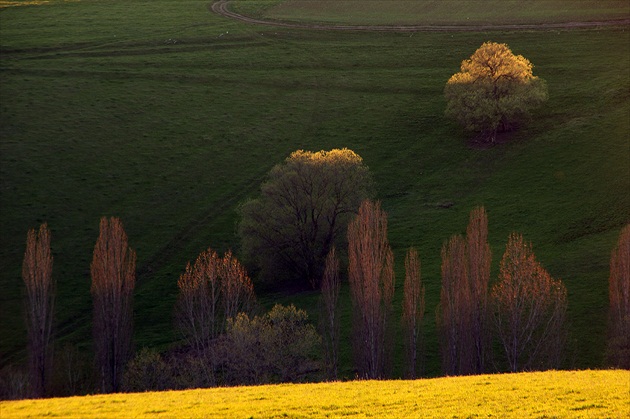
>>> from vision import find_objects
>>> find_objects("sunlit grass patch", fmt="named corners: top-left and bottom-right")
top-left (1, 370), bottom-right (628, 418)
top-left (0, 0), bottom-right (80, 8)
top-left (0, 0), bottom-right (50, 7)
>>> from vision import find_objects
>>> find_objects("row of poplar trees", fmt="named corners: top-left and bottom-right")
top-left (22, 217), bottom-right (135, 397)
top-left (323, 204), bottom-right (629, 379)
top-left (21, 211), bottom-right (630, 397)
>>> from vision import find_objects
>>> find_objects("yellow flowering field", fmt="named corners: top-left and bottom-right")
top-left (2, 370), bottom-right (628, 418)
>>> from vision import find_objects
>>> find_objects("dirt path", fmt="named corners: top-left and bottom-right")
top-left (210, 0), bottom-right (630, 32)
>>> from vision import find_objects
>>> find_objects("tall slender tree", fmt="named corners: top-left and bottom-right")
top-left (466, 206), bottom-right (492, 373)
top-left (91, 217), bottom-right (136, 393)
top-left (320, 247), bottom-right (341, 379)
top-left (491, 233), bottom-right (567, 372)
top-left (437, 234), bottom-right (470, 375)
top-left (22, 223), bottom-right (54, 398)
top-left (607, 224), bottom-right (630, 368)
top-left (402, 247), bottom-right (424, 378)
top-left (347, 200), bottom-right (395, 379)
top-left (437, 207), bottom-right (491, 376)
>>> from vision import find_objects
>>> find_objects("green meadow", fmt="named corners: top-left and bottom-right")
top-left (0, 0), bottom-right (629, 380)
top-left (2, 370), bottom-right (628, 418)
top-left (234, 0), bottom-right (630, 25)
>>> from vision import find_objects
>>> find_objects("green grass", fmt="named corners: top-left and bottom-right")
top-left (234, 0), bottom-right (630, 25)
top-left (0, 0), bottom-right (629, 379)
top-left (1, 370), bottom-right (628, 417)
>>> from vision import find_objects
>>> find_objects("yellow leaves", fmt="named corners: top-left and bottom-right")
top-left (456, 41), bottom-right (536, 84)
top-left (289, 148), bottom-right (364, 168)
top-left (444, 41), bottom-right (548, 141)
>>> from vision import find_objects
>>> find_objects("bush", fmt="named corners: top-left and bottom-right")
top-left (122, 348), bottom-right (172, 392)
top-left (222, 304), bottom-right (321, 384)
top-left (0, 366), bottom-right (29, 400)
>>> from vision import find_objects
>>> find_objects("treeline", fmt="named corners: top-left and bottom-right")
top-left (3, 204), bottom-right (629, 400)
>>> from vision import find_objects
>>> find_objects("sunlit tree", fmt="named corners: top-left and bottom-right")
top-left (240, 148), bottom-right (373, 289)
top-left (175, 248), bottom-right (255, 356)
top-left (492, 233), bottom-right (567, 372)
top-left (22, 223), bottom-right (54, 397)
top-left (348, 200), bottom-right (395, 379)
top-left (437, 207), bottom-right (491, 376)
top-left (445, 42), bottom-right (548, 142)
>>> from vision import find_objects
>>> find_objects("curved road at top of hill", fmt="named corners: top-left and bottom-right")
top-left (210, 0), bottom-right (630, 32)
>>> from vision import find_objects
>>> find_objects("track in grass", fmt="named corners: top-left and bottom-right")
top-left (211, 0), bottom-right (630, 31)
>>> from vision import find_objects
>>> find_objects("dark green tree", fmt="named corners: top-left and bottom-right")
top-left (239, 148), bottom-right (372, 288)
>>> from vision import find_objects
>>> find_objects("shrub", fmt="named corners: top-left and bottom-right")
top-left (222, 304), bottom-right (321, 385)
top-left (122, 348), bottom-right (172, 392)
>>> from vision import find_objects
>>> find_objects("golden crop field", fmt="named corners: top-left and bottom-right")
top-left (2, 370), bottom-right (628, 418)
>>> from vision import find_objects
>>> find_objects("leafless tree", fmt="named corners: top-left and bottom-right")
top-left (320, 247), bottom-right (340, 379)
top-left (402, 247), bottom-right (424, 378)
top-left (91, 217), bottom-right (136, 393)
top-left (491, 233), bottom-right (567, 372)
top-left (22, 223), bottom-right (54, 397)
top-left (437, 234), bottom-right (470, 375)
top-left (466, 206), bottom-right (492, 373)
top-left (219, 250), bottom-right (255, 322)
top-left (437, 207), bottom-right (491, 376)
top-left (175, 248), bottom-right (255, 364)
top-left (347, 200), bottom-right (395, 379)
top-left (607, 224), bottom-right (630, 368)
top-left (176, 248), bottom-right (221, 355)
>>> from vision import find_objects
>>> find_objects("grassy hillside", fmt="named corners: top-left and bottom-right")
top-left (234, 0), bottom-right (630, 25)
top-left (0, 0), bottom-right (628, 378)
top-left (2, 370), bottom-right (628, 418)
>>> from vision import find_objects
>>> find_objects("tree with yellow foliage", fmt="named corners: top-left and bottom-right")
top-left (240, 148), bottom-right (373, 289)
top-left (445, 42), bottom-right (548, 143)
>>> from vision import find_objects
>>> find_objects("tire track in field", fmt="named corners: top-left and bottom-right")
top-left (210, 0), bottom-right (630, 32)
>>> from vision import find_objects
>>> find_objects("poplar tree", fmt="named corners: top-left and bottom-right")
top-left (347, 200), bottom-right (395, 379)
top-left (22, 223), bottom-right (54, 397)
top-left (607, 224), bottom-right (630, 368)
top-left (91, 217), bottom-right (136, 393)
top-left (402, 247), bottom-right (424, 378)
